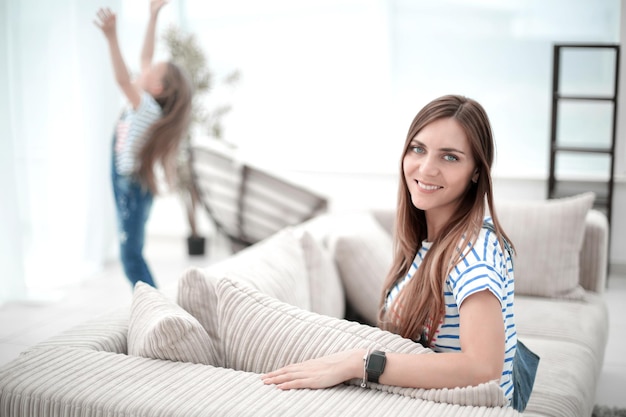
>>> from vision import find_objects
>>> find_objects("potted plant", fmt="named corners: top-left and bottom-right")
top-left (162, 25), bottom-right (239, 255)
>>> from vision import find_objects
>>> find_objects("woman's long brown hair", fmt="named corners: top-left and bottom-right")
top-left (137, 62), bottom-right (193, 194)
top-left (378, 95), bottom-right (513, 345)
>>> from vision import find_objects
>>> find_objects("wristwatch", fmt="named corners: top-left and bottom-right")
top-left (365, 350), bottom-right (387, 383)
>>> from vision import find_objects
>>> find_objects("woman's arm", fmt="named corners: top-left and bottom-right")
top-left (140, 0), bottom-right (168, 73)
top-left (382, 290), bottom-right (505, 388)
top-left (261, 290), bottom-right (505, 390)
top-left (94, 8), bottom-right (141, 109)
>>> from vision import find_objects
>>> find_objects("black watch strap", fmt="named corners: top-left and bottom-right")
top-left (366, 350), bottom-right (387, 383)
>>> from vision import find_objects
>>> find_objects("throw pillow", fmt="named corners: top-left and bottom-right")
top-left (217, 277), bottom-right (508, 408)
top-left (298, 230), bottom-right (345, 318)
top-left (496, 192), bottom-right (595, 299)
top-left (128, 281), bottom-right (218, 365)
top-left (205, 227), bottom-right (310, 310)
top-left (176, 267), bottom-right (225, 366)
top-left (177, 227), bottom-right (311, 358)
top-left (328, 212), bottom-right (393, 325)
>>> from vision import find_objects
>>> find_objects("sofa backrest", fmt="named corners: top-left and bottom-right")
top-left (579, 209), bottom-right (609, 293)
top-left (370, 204), bottom-right (609, 295)
top-left (200, 196), bottom-right (608, 327)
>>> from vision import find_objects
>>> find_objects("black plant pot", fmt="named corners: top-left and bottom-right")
top-left (187, 235), bottom-right (206, 256)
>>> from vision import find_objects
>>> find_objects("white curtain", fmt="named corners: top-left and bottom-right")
top-left (2, 0), bottom-right (124, 300)
top-left (1, 0), bottom-right (185, 302)
top-left (1, 0), bottom-right (26, 301)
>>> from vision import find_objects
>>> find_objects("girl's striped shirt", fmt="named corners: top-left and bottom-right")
top-left (115, 91), bottom-right (163, 176)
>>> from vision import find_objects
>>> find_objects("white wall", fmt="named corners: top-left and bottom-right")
top-left (146, 0), bottom-right (625, 270)
top-left (2, 0), bottom-right (623, 302)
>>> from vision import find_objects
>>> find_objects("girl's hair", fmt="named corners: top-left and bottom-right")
top-left (378, 94), bottom-right (513, 345)
top-left (137, 62), bottom-right (193, 194)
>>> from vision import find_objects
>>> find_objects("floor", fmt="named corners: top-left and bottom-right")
top-left (0, 234), bottom-right (625, 409)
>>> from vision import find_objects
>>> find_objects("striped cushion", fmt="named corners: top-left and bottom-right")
top-left (217, 277), bottom-right (508, 407)
top-left (515, 293), bottom-right (608, 368)
top-left (517, 336), bottom-right (597, 417)
top-left (177, 267), bottom-right (225, 366)
top-left (298, 229), bottom-right (345, 318)
top-left (203, 227), bottom-right (310, 310)
top-left (177, 228), bottom-right (311, 366)
top-left (496, 192), bottom-right (594, 299)
top-left (128, 282), bottom-right (218, 365)
top-left (329, 212), bottom-right (393, 325)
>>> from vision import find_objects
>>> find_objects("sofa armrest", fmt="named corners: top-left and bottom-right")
top-left (579, 209), bottom-right (609, 293)
top-left (23, 308), bottom-right (129, 355)
top-left (0, 346), bottom-right (520, 417)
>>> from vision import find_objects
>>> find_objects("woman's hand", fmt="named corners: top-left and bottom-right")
top-left (94, 8), bottom-right (117, 40)
top-left (261, 349), bottom-right (365, 390)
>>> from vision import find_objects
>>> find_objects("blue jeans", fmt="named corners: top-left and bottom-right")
top-left (511, 340), bottom-right (540, 412)
top-left (111, 141), bottom-right (156, 288)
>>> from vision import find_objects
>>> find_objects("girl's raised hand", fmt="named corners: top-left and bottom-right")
top-left (150, 0), bottom-right (169, 17)
top-left (94, 8), bottom-right (117, 39)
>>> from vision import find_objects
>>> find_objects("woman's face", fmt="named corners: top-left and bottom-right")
top-left (403, 117), bottom-right (478, 233)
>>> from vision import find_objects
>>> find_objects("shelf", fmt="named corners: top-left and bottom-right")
top-left (551, 146), bottom-right (613, 154)
top-left (555, 95), bottom-right (616, 102)
top-left (554, 43), bottom-right (619, 49)
top-left (548, 42), bottom-right (618, 255)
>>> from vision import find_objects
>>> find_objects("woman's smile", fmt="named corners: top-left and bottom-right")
top-left (416, 180), bottom-right (442, 192)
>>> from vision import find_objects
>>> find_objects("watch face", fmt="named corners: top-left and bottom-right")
top-left (368, 352), bottom-right (386, 371)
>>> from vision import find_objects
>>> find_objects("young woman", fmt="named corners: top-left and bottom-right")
top-left (94, 0), bottom-right (192, 288)
top-left (262, 95), bottom-right (536, 411)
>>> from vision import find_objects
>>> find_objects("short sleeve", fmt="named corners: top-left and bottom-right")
top-left (448, 230), bottom-right (509, 308)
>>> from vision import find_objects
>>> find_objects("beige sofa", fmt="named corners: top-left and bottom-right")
top-left (0, 193), bottom-right (609, 417)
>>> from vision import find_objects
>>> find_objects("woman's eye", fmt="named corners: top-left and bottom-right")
top-left (410, 146), bottom-right (425, 154)
top-left (443, 154), bottom-right (458, 162)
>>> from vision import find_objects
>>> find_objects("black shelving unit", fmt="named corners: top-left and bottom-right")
top-left (548, 43), bottom-right (620, 229)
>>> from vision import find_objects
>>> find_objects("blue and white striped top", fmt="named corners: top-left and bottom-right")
top-left (114, 91), bottom-right (163, 176)
top-left (385, 217), bottom-right (517, 404)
